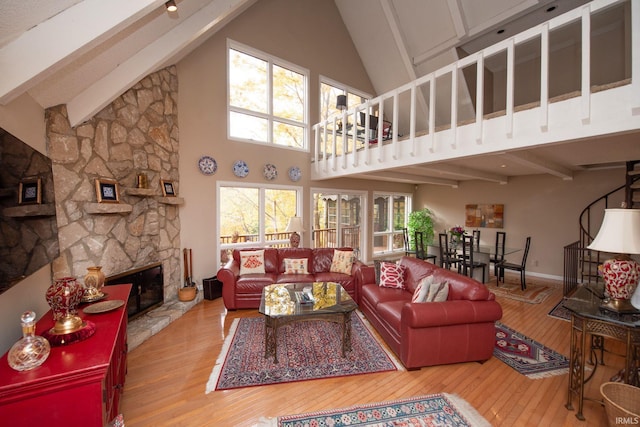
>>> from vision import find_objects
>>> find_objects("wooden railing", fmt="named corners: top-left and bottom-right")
top-left (220, 226), bottom-right (361, 250)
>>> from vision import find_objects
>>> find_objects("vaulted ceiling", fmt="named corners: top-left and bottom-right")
top-left (1, 0), bottom-right (638, 184)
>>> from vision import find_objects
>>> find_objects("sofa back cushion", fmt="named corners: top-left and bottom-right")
top-left (233, 248), bottom-right (279, 274)
top-left (399, 256), bottom-right (438, 293)
top-left (429, 268), bottom-right (492, 301)
top-left (311, 247), bottom-right (353, 274)
top-left (277, 248), bottom-right (313, 274)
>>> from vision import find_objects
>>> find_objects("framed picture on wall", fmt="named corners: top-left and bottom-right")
top-left (160, 180), bottom-right (176, 197)
top-left (95, 178), bottom-right (120, 203)
top-left (18, 177), bottom-right (42, 205)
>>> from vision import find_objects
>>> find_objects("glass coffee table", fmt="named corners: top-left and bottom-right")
top-left (258, 282), bottom-right (357, 363)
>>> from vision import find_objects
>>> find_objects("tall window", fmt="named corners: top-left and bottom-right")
top-left (228, 40), bottom-right (309, 150)
top-left (373, 193), bottom-right (411, 256)
top-left (319, 79), bottom-right (370, 157)
top-left (312, 190), bottom-right (365, 257)
top-left (319, 78), bottom-right (369, 122)
top-left (218, 183), bottom-right (302, 266)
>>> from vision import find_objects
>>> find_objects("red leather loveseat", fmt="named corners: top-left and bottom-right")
top-left (218, 247), bottom-right (363, 310)
top-left (355, 256), bottom-right (502, 370)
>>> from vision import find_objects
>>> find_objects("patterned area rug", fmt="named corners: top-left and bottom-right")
top-left (494, 322), bottom-right (569, 379)
top-left (206, 312), bottom-right (400, 392)
top-left (486, 279), bottom-right (554, 304)
top-left (258, 393), bottom-right (491, 427)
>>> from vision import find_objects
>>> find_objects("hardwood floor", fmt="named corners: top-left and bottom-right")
top-left (121, 276), bottom-right (621, 426)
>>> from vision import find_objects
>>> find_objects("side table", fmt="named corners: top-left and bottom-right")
top-left (564, 285), bottom-right (640, 421)
top-left (0, 284), bottom-right (131, 426)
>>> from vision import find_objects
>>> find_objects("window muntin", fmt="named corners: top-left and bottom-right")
top-left (312, 191), bottom-right (364, 256)
top-left (219, 183), bottom-right (302, 266)
top-left (319, 78), bottom-right (370, 157)
top-left (228, 41), bottom-right (308, 150)
top-left (373, 193), bottom-right (411, 256)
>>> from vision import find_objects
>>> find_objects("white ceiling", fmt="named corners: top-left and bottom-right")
top-left (0, 0), bottom-right (637, 185)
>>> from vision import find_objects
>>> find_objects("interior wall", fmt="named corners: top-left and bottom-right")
top-left (0, 94), bottom-right (52, 354)
top-left (415, 167), bottom-right (625, 279)
top-left (178, 0), bottom-right (405, 282)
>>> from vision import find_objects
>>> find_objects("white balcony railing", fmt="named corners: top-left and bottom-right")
top-left (312, 0), bottom-right (640, 181)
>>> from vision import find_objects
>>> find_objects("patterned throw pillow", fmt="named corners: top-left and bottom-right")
top-left (379, 262), bottom-right (406, 289)
top-left (412, 275), bottom-right (433, 302)
top-left (239, 250), bottom-right (265, 275)
top-left (330, 249), bottom-right (354, 274)
top-left (426, 281), bottom-right (449, 302)
top-left (284, 258), bottom-right (308, 274)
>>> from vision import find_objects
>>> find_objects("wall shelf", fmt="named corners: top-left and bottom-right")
top-left (125, 188), bottom-right (156, 197)
top-left (0, 188), bottom-right (13, 198)
top-left (84, 203), bottom-right (133, 214)
top-left (3, 204), bottom-right (56, 217)
top-left (156, 196), bottom-right (184, 205)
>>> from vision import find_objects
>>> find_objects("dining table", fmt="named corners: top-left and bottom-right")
top-left (427, 242), bottom-right (521, 283)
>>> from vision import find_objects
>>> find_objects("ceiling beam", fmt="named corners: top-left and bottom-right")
top-left (0, 0), bottom-right (164, 105)
top-left (379, 0), bottom-right (430, 128)
top-left (66, 0), bottom-right (256, 127)
top-left (379, 0), bottom-right (415, 81)
top-left (361, 171), bottom-right (459, 187)
top-left (424, 164), bottom-right (509, 184)
top-left (501, 151), bottom-right (574, 180)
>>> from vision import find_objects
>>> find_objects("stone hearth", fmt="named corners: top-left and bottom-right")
top-left (128, 292), bottom-right (203, 351)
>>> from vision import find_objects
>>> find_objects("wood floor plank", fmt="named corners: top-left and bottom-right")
top-left (121, 276), bottom-right (612, 426)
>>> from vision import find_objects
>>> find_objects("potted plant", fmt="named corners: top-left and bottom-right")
top-left (407, 208), bottom-right (435, 250)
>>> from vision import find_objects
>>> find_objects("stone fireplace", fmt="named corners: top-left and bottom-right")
top-left (47, 66), bottom-right (182, 306)
top-left (105, 262), bottom-right (164, 320)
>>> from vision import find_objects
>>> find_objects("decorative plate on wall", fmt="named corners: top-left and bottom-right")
top-left (233, 160), bottom-right (249, 178)
top-left (198, 156), bottom-right (217, 175)
top-left (263, 164), bottom-right (278, 180)
top-left (288, 166), bottom-right (301, 182)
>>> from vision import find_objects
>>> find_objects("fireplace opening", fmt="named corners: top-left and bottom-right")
top-left (105, 262), bottom-right (163, 320)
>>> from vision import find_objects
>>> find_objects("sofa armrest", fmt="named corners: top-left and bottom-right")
top-left (402, 300), bottom-right (503, 328)
top-left (217, 259), bottom-right (240, 309)
top-left (353, 263), bottom-right (375, 303)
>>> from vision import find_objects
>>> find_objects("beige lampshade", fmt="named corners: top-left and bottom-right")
top-left (587, 209), bottom-right (640, 254)
top-left (286, 216), bottom-right (305, 234)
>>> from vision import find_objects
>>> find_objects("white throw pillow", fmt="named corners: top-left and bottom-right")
top-left (330, 249), bottom-right (354, 274)
top-left (426, 281), bottom-right (449, 302)
top-left (239, 250), bottom-right (266, 275)
top-left (412, 275), bottom-right (433, 302)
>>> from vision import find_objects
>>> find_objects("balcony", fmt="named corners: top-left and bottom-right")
top-left (312, 0), bottom-right (640, 185)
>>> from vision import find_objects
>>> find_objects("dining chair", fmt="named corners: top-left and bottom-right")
top-left (460, 234), bottom-right (487, 282)
top-left (414, 231), bottom-right (436, 263)
top-left (402, 228), bottom-right (416, 257)
top-left (472, 229), bottom-right (481, 246)
top-left (490, 231), bottom-right (506, 277)
top-left (496, 236), bottom-right (531, 290)
top-left (438, 233), bottom-right (461, 271)
top-left (461, 230), bottom-right (481, 263)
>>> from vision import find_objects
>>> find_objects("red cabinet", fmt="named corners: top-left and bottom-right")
top-left (0, 284), bottom-right (131, 426)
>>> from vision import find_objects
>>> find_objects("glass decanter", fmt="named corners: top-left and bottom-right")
top-left (8, 311), bottom-right (51, 371)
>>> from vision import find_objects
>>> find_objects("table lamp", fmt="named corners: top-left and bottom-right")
top-left (286, 216), bottom-right (305, 248)
top-left (587, 208), bottom-right (640, 312)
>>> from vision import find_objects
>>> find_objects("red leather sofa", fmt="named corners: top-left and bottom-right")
top-left (355, 256), bottom-right (503, 370)
top-left (218, 247), bottom-right (363, 310)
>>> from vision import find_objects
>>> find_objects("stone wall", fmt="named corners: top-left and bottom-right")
top-left (47, 66), bottom-right (182, 300)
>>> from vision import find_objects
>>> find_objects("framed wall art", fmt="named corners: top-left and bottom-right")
top-left (161, 180), bottom-right (176, 197)
top-left (465, 204), bottom-right (504, 228)
top-left (18, 177), bottom-right (42, 205)
top-left (95, 178), bottom-right (120, 203)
